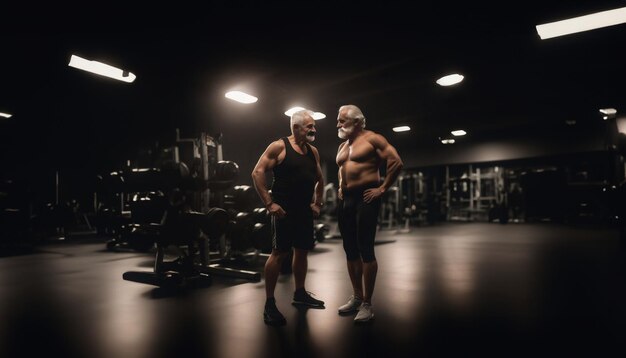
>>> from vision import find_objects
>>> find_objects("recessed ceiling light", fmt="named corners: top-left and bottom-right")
top-left (225, 90), bottom-right (258, 104)
top-left (599, 108), bottom-right (617, 115)
top-left (536, 7), bottom-right (626, 40)
top-left (0, 112), bottom-right (12, 118)
top-left (312, 112), bottom-right (326, 120)
top-left (392, 126), bottom-right (411, 132)
top-left (284, 107), bottom-right (306, 116)
top-left (284, 107), bottom-right (324, 119)
top-left (436, 74), bottom-right (464, 86)
top-left (441, 139), bottom-right (456, 144)
top-left (451, 130), bottom-right (467, 136)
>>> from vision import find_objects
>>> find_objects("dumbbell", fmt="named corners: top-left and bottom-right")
top-left (251, 207), bottom-right (270, 224)
top-left (250, 222), bottom-right (272, 253)
top-left (226, 211), bottom-right (254, 252)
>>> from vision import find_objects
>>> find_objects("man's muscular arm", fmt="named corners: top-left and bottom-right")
top-left (363, 133), bottom-right (404, 203)
top-left (310, 146), bottom-right (324, 217)
top-left (336, 141), bottom-right (347, 200)
top-left (251, 141), bottom-right (287, 218)
top-left (376, 134), bottom-right (404, 191)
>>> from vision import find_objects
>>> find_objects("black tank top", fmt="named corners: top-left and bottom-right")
top-left (271, 137), bottom-right (317, 209)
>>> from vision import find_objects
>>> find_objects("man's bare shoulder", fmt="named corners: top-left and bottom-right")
top-left (269, 138), bottom-right (286, 148)
top-left (266, 138), bottom-right (286, 155)
top-left (364, 130), bottom-right (388, 146)
top-left (362, 129), bottom-right (380, 138)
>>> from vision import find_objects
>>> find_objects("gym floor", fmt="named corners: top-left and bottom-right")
top-left (0, 222), bottom-right (624, 358)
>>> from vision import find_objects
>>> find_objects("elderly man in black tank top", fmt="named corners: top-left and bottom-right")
top-left (252, 109), bottom-right (326, 326)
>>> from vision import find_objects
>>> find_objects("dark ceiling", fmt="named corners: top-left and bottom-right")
top-left (1, 1), bottom-right (626, 180)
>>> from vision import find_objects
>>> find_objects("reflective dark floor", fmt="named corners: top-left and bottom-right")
top-left (1, 222), bottom-right (625, 358)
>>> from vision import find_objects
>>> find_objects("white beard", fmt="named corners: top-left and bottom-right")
top-left (338, 126), bottom-right (353, 139)
top-left (306, 134), bottom-right (315, 143)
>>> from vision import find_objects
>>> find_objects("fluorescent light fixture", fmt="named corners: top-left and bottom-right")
top-left (451, 130), bottom-right (467, 136)
top-left (68, 55), bottom-right (136, 83)
top-left (312, 112), bottom-right (326, 120)
top-left (599, 108), bottom-right (617, 115)
top-left (441, 139), bottom-right (456, 144)
top-left (436, 73), bottom-right (464, 86)
top-left (392, 126), bottom-right (411, 132)
top-left (284, 107), bottom-right (306, 116)
top-left (0, 112), bottom-right (12, 118)
top-left (536, 7), bottom-right (626, 40)
top-left (225, 90), bottom-right (258, 104)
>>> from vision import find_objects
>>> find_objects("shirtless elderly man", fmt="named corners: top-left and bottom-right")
top-left (335, 104), bottom-right (403, 323)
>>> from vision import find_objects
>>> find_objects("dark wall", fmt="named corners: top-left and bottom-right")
top-left (220, 119), bottom-right (614, 186)
top-left (4, 110), bottom-right (616, 214)
top-left (401, 132), bottom-right (607, 169)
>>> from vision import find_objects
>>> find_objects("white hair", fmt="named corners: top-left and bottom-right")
top-left (338, 104), bottom-right (366, 128)
top-left (290, 109), bottom-right (315, 131)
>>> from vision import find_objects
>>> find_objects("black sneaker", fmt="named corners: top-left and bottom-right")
top-left (292, 289), bottom-right (325, 308)
top-left (264, 300), bottom-right (286, 326)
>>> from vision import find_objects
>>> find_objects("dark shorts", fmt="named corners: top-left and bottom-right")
top-left (271, 206), bottom-right (314, 252)
top-left (338, 183), bottom-right (381, 262)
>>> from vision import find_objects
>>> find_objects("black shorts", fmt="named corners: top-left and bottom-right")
top-left (271, 206), bottom-right (314, 251)
top-left (338, 183), bottom-right (381, 262)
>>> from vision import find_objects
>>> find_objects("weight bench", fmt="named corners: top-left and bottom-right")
top-left (123, 207), bottom-right (260, 289)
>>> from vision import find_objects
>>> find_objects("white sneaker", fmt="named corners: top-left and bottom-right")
top-left (354, 302), bottom-right (374, 322)
top-left (338, 295), bottom-right (363, 314)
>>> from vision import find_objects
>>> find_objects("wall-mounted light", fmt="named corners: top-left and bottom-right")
top-left (436, 74), bottom-right (464, 86)
top-left (225, 91), bottom-right (258, 104)
top-left (68, 54), bottom-right (136, 83)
